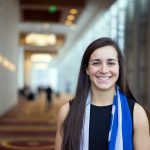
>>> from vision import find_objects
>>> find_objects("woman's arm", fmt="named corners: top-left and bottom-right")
top-left (133, 103), bottom-right (150, 150)
top-left (55, 102), bottom-right (70, 150)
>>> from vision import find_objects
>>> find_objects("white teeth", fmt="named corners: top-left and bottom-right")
top-left (97, 76), bottom-right (110, 80)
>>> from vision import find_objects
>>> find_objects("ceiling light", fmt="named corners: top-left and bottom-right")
top-left (48, 34), bottom-right (57, 45)
top-left (69, 9), bottom-right (78, 15)
top-left (33, 63), bottom-right (49, 70)
top-left (67, 15), bottom-right (75, 21)
top-left (31, 54), bottom-right (52, 63)
top-left (2, 59), bottom-right (16, 71)
top-left (25, 33), bottom-right (57, 46)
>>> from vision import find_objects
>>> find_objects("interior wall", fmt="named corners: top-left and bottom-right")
top-left (125, 0), bottom-right (150, 112)
top-left (0, 0), bottom-right (19, 115)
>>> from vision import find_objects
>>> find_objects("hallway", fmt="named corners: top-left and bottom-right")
top-left (0, 0), bottom-right (150, 149)
top-left (0, 93), bottom-right (72, 150)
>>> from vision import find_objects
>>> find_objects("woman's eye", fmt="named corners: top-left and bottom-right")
top-left (92, 62), bottom-right (100, 66)
top-left (108, 62), bottom-right (116, 66)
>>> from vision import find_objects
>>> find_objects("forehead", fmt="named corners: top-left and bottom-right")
top-left (90, 46), bottom-right (118, 60)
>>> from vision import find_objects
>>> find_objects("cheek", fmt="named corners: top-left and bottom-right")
top-left (87, 67), bottom-right (98, 75)
top-left (112, 67), bottom-right (119, 76)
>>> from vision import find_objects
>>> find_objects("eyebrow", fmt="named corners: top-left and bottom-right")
top-left (90, 58), bottom-right (118, 62)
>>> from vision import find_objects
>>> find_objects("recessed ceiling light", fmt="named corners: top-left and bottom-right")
top-left (67, 15), bottom-right (75, 21)
top-left (69, 9), bottom-right (78, 15)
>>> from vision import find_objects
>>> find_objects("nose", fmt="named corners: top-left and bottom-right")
top-left (99, 64), bottom-right (108, 74)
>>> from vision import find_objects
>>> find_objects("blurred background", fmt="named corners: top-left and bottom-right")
top-left (0, 0), bottom-right (150, 149)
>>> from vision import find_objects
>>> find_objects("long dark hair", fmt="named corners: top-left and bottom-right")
top-left (61, 37), bottom-right (135, 150)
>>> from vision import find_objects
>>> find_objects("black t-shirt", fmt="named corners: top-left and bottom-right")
top-left (89, 98), bottom-right (135, 150)
top-left (69, 98), bottom-right (135, 150)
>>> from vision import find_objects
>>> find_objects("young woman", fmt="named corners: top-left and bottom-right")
top-left (55, 37), bottom-right (150, 150)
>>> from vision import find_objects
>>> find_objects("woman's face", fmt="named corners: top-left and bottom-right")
top-left (86, 45), bottom-right (119, 91)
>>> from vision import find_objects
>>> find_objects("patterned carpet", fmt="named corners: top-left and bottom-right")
top-left (0, 94), bottom-right (69, 150)
top-left (0, 94), bottom-right (149, 150)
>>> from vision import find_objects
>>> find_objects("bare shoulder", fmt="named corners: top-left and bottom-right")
top-left (134, 103), bottom-right (149, 128)
top-left (133, 103), bottom-right (150, 150)
top-left (57, 102), bottom-right (70, 124)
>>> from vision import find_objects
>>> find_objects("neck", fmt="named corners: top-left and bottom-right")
top-left (91, 86), bottom-right (115, 106)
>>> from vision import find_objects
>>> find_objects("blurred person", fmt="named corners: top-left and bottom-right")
top-left (22, 85), bottom-right (35, 101)
top-left (55, 37), bottom-right (150, 150)
top-left (37, 86), bottom-right (43, 94)
top-left (45, 86), bottom-right (53, 111)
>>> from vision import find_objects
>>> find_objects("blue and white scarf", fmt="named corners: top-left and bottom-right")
top-left (80, 86), bottom-right (133, 150)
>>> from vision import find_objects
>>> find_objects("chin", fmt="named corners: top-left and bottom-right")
top-left (96, 84), bottom-right (115, 91)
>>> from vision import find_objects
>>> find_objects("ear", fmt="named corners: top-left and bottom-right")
top-left (86, 68), bottom-right (89, 75)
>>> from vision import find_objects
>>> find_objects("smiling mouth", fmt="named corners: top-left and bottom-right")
top-left (96, 76), bottom-right (111, 81)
